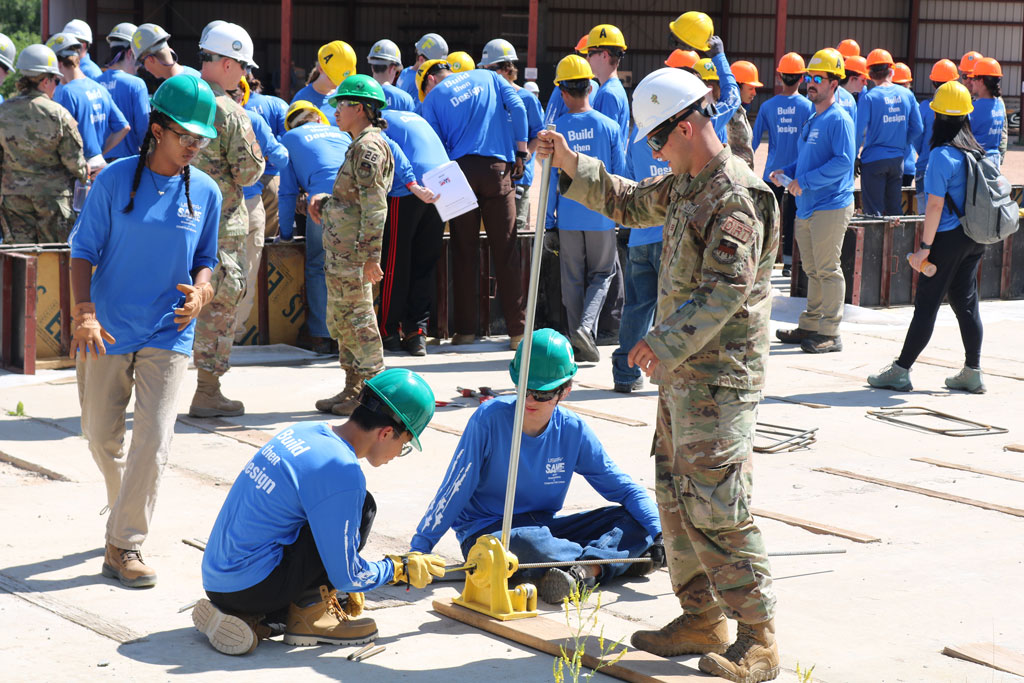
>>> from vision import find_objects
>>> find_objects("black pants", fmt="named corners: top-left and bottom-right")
top-left (770, 184), bottom-right (797, 258)
top-left (378, 194), bottom-right (445, 338)
top-left (897, 227), bottom-right (985, 370)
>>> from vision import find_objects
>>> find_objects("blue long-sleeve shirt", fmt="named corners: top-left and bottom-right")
top-left (752, 93), bottom-right (814, 182)
top-left (781, 102), bottom-right (856, 218)
top-left (914, 100), bottom-right (936, 178)
top-left (246, 92), bottom-right (288, 140)
top-left (384, 135), bottom-right (417, 197)
top-left (970, 97), bottom-right (1005, 160)
top-left (54, 77), bottom-right (130, 160)
top-left (420, 69), bottom-right (527, 162)
top-left (95, 69), bottom-right (150, 160)
top-left (278, 122), bottom-right (351, 239)
top-left (395, 65), bottom-right (420, 102)
top-left (544, 79), bottom-right (598, 125)
top-left (625, 127), bottom-right (670, 247)
top-left (382, 110), bottom-right (450, 193)
top-left (517, 86), bottom-right (545, 188)
top-left (710, 52), bottom-right (741, 144)
top-left (243, 109), bottom-right (289, 199)
top-left (383, 82), bottom-right (416, 112)
top-left (835, 86), bottom-right (857, 128)
top-left (410, 397), bottom-right (661, 553)
top-left (593, 76), bottom-right (630, 149)
top-left (80, 53), bottom-right (102, 80)
top-left (855, 83), bottom-right (922, 164)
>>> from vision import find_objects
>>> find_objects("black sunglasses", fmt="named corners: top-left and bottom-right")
top-left (647, 106), bottom-right (697, 152)
top-left (526, 387), bottom-right (562, 402)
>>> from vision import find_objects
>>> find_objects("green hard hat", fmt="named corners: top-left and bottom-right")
top-left (150, 74), bottom-right (219, 140)
top-left (508, 328), bottom-right (578, 391)
top-left (328, 74), bottom-right (387, 109)
top-left (364, 368), bottom-right (435, 450)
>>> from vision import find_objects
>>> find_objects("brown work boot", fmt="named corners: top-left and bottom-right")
top-left (331, 373), bottom-right (371, 416)
top-left (450, 333), bottom-right (475, 345)
top-left (630, 609), bottom-right (729, 656)
top-left (698, 619), bottom-right (779, 683)
top-left (774, 327), bottom-right (815, 344)
top-left (283, 585), bottom-right (378, 646)
top-left (508, 334), bottom-right (524, 351)
top-left (192, 598), bottom-right (271, 656)
top-left (315, 370), bottom-right (362, 413)
top-left (189, 369), bottom-right (245, 417)
top-left (101, 543), bottom-right (157, 588)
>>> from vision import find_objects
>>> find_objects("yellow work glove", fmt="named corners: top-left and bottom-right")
top-left (69, 302), bottom-right (115, 359)
top-left (173, 282), bottom-right (215, 331)
top-left (343, 592), bottom-right (364, 617)
top-left (387, 552), bottom-right (446, 589)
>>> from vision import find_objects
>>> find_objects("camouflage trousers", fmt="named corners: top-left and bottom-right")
top-left (234, 195), bottom-right (266, 341)
top-left (325, 256), bottom-right (384, 377)
top-left (193, 233), bottom-right (247, 376)
top-left (1, 193), bottom-right (75, 244)
top-left (652, 382), bottom-right (776, 624)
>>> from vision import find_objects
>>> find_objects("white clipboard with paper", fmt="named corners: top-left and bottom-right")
top-left (421, 160), bottom-right (478, 222)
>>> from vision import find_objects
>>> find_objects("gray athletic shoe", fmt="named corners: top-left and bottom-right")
top-left (538, 565), bottom-right (595, 604)
top-left (945, 366), bottom-right (986, 394)
top-left (867, 362), bottom-right (913, 392)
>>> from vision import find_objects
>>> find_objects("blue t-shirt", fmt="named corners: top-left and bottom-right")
top-left (382, 109), bottom-right (450, 186)
top-left (856, 82), bottom-right (923, 163)
top-left (278, 122), bottom-right (351, 239)
top-left (544, 79), bottom-right (598, 125)
top-left (395, 65), bottom-right (420, 102)
top-left (180, 65), bottom-right (202, 79)
top-left (781, 102), bottom-right (856, 219)
top-left (384, 135), bottom-right (417, 197)
top-left (626, 126), bottom-right (669, 247)
top-left (202, 422), bottom-right (396, 593)
top-left (246, 93), bottom-right (289, 174)
top-left (68, 158), bottom-right (220, 355)
top-left (54, 77), bottom-right (130, 159)
top-left (516, 87), bottom-right (545, 188)
top-left (410, 396), bottom-right (661, 553)
top-left (752, 93), bottom-right (814, 182)
top-left (924, 146), bottom-right (967, 232)
top-left (834, 86), bottom-right (857, 128)
top-left (291, 83), bottom-right (334, 112)
top-left (383, 82), bottom-right (416, 112)
top-left (914, 99), bottom-right (936, 178)
top-left (243, 109), bottom-right (290, 199)
top-left (710, 52), bottom-right (741, 144)
top-left (593, 76), bottom-right (630, 149)
top-left (970, 97), bottom-right (1005, 160)
top-left (545, 109), bottom-right (626, 231)
top-left (420, 69), bottom-right (528, 163)
top-left (95, 69), bottom-right (151, 160)
top-left (80, 53), bottom-right (102, 80)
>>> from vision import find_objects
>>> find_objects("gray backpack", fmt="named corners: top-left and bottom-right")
top-left (944, 147), bottom-right (1019, 244)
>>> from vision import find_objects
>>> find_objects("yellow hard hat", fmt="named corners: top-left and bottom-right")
top-left (553, 54), bottom-right (595, 85)
top-left (670, 11), bottom-right (714, 52)
top-left (584, 24), bottom-right (626, 52)
top-left (806, 48), bottom-right (845, 78)
top-left (318, 40), bottom-right (356, 86)
top-left (237, 76), bottom-right (251, 106)
top-left (416, 58), bottom-right (450, 101)
top-left (695, 57), bottom-right (718, 82)
top-left (930, 80), bottom-right (973, 116)
top-left (447, 51), bottom-right (475, 73)
top-left (284, 100), bottom-right (329, 131)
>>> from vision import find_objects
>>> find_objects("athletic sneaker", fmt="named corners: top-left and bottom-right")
top-left (614, 376), bottom-right (644, 393)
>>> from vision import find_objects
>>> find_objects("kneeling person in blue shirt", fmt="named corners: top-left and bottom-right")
top-left (411, 329), bottom-right (663, 604)
top-left (195, 369), bottom-right (446, 655)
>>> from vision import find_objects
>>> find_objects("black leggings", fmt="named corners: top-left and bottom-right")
top-left (897, 227), bottom-right (985, 370)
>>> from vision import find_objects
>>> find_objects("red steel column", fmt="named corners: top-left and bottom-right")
top-left (280, 0), bottom-right (293, 101)
top-left (774, 0), bottom-right (788, 94)
top-left (41, 0), bottom-right (50, 37)
top-left (528, 0), bottom-right (538, 71)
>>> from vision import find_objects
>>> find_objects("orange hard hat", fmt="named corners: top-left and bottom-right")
top-left (892, 62), bottom-right (912, 84)
top-left (866, 48), bottom-right (894, 68)
top-left (959, 51), bottom-right (983, 74)
top-left (972, 57), bottom-right (1002, 78)
top-left (929, 59), bottom-right (959, 83)
top-left (844, 55), bottom-right (869, 77)
top-left (731, 60), bottom-right (763, 87)
top-left (575, 34), bottom-right (588, 54)
top-left (837, 39), bottom-right (860, 59)
top-left (777, 52), bottom-right (805, 74)
top-left (665, 48), bottom-right (699, 69)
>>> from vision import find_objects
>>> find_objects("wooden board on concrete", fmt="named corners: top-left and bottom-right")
top-left (428, 422), bottom-right (464, 436)
top-left (1004, 443), bottom-right (1024, 453)
top-left (0, 448), bottom-right (71, 482)
top-left (911, 457), bottom-right (1024, 483)
top-left (0, 572), bottom-right (145, 644)
top-left (176, 415), bottom-right (271, 448)
top-left (561, 402), bottom-right (647, 427)
top-left (815, 467), bottom-right (1024, 518)
top-left (433, 598), bottom-right (707, 682)
top-left (942, 642), bottom-right (1024, 676)
top-left (751, 507), bottom-right (880, 543)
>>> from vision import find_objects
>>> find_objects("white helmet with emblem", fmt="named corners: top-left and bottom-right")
top-left (631, 67), bottom-right (710, 142)
top-left (199, 22), bottom-right (258, 69)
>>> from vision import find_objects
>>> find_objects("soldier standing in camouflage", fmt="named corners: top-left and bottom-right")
top-left (538, 66), bottom-right (781, 682)
top-left (309, 75), bottom-right (395, 417)
top-left (0, 44), bottom-right (89, 244)
top-left (727, 61), bottom-right (761, 171)
top-left (188, 23), bottom-right (265, 417)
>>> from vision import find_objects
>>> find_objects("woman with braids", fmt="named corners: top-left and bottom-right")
top-left (966, 57), bottom-right (1006, 165)
top-left (69, 74), bottom-right (222, 588)
top-left (309, 75), bottom-right (394, 417)
top-left (869, 81), bottom-right (989, 394)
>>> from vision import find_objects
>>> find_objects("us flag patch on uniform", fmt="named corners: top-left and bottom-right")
top-left (712, 239), bottom-right (738, 264)
top-left (721, 217), bottom-right (754, 243)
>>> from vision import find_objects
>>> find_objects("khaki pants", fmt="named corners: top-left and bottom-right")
top-left (235, 195), bottom-right (267, 340)
top-left (77, 348), bottom-right (189, 549)
top-left (794, 203), bottom-right (854, 336)
top-left (260, 174), bottom-right (280, 239)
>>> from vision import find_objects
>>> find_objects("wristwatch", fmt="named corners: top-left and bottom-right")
top-left (920, 241), bottom-right (933, 250)
top-left (515, 150), bottom-right (529, 161)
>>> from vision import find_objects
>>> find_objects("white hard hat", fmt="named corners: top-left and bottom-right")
top-left (631, 67), bottom-right (710, 142)
top-left (479, 38), bottom-right (517, 67)
top-left (415, 33), bottom-right (447, 60)
top-left (131, 23), bottom-right (171, 60)
top-left (16, 44), bottom-right (63, 78)
top-left (63, 19), bottom-right (93, 45)
top-left (199, 22), bottom-right (258, 69)
top-left (523, 81), bottom-right (539, 96)
top-left (46, 32), bottom-right (83, 59)
top-left (107, 22), bottom-right (137, 47)
top-left (0, 32), bottom-right (16, 71)
top-left (200, 20), bottom-right (227, 47)
top-left (368, 39), bottom-right (402, 65)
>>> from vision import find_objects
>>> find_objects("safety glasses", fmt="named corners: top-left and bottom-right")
top-left (336, 99), bottom-right (364, 108)
top-left (647, 107), bottom-right (696, 152)
top-left (399, 442), bottom-right (413, 457)
top-left (803, 74), bottom-right (826, 84)
top-left (526, 387), bottom-right (562, 403)
top-left (165, 127), bottom-right (211, 149)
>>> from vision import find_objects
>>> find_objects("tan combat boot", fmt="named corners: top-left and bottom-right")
top-left (315, 370), bottom-right (361, 413)
top-left (630, 609), bottom-right (729, 656)
top-left (331, 373), bottom-right (371, 416)
top-left (192, 598), bottom-right (271, 656)
top-left (283, 586), bottom-right (378, 646)
top-left (101, 543), bottom-right (157, 588)
top-left (698, 619), bottom-right (779, 683)
top-left (189, 369), bottom-right (245, 417)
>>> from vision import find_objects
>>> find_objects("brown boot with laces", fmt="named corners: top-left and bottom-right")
top-left (192, 598), bottom-right (271, 655)
top-left (315, 370), bottom-right (363, 413)
top-left (189, 369), bottom-right (245, 417)
top-left (331, 374), bottom-right (372, 416)
top-left (102, 543), bottom-right (157, 588)
top-left (698, 618), bottom-right (779, 682)
top-left (283, 585), bottom-right (378, 646)
top-left (630, 608), bottom-right (729, 656)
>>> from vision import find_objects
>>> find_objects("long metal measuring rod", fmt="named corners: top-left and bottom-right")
top-left (500, 124), bottom-right (557, 551)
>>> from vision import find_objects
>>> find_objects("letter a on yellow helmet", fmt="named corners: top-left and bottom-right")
top-left (806, 48), bottom-right (845, 78)
top-left (318, 40), bottom-right (356, 86)
top-left (585, 24), bottom-right (626, 52)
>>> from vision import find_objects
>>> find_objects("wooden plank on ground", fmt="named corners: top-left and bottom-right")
top-left (942, 642), bottom-right (1024, 676)
top-left (1004, 443), bottom-right (1024, 453)
top-left (433, 598), bottom-right (706, 682)
top-left (561, 402), bottom-right (647, 427)
top-left (814, 467), bottom-right (1024, 518)
top-left (790, 365), bottom-right (866, 383)
top-left (750, 507), bottom-right (879, 543)
top-left (917, 356), bottom-right (1024, 382)
top-left (911, 457), bottom-right (1024, 483)
top-left (0, 572), bottom-right (145, 644)
top-left (0, 449), bottom-right (72, 482)
top-left (763, 395), bottom-right (831, 409)
top-left (429, 422), bottom-right (464, 436)
top-left (176, 415), bottom-right (271, 448)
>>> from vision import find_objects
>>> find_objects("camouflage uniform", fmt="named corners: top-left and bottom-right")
top-left (0, 90), bottom-right (88, 244)
top-left (727, 107), bottom-right (755, 171)
top-left (563, 147), bottom-right (779, 625)
top-left (190, 82), bottom-right (265, 375)
top-left (321, 126), bottom-right (394, 376)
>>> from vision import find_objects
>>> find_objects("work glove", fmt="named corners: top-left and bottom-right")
top-left (648, 534), bottom-right (666, 574)
top-left (511, 151), bottom-right (528, 181)
top-left (342, 592), bottom-right (365, 617)
top-left (173, 282), bottom-right (215, 331)
top-left (69, 302), bottom-right (115, 359)
top-left (706, 35), bottom-right (724, 57)
top-left (387, 552), bottom-right (446, 589)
